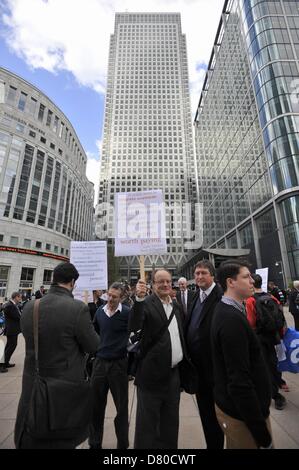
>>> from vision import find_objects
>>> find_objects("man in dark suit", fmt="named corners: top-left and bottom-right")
top-left (129, 269), bottom-right (187, 449)
top-left (1, 292), bottom-right (22, 373)
top-left (34, 286), bottom-right (45, 299)
top-left (185, 260), bottom-right (224, 449)
top-left (14, 262), bottom-right (100, 449)
top-left (88, 290), bottom-right (106, 321)
top-left (176, 277), bottom-right (194, 319)
top-left (288, 281), bottom-right (299, 331)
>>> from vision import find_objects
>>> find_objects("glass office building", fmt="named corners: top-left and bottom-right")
top-left (0, 67), bottom-right (94, 298)
top-left (97, 13), bottom-right (197, 280)
top-left (184, 0), bottom-right (299, 286)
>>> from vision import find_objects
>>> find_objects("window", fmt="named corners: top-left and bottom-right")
top-left (53, 116), bottom-right (59, 133)
top-left (40, 137), bottom-right (46, 144)
top-left (38, 104), bottom-right (45, 122)
top-left (46, 243), bottom-right (51, 251)
top-left (46, 110), bottom-right (53, 127)
top-left (61, 247), bottom-right (64, 254)
top-left (7, 86), bottom-right (17, 103)
top-left (10, 236), bottom-right (18, 246)
top-left (29, 97), bottom-right (37, 116)
top-left (0, 266), bottom-right (9, 297)
top-left (24, 239), bottom-right (31, 248)
top-left (43, 270), bottom-right (53, 284)
top-left (50, 143), bottom-right (55, 150)
top-left (36, 241), bottom-right (42, 249)
top-left (54, 245), bottom-right (58, 253)
top-left (20, 267), bottom-right (35, 293)
top-left (29, 130), bottom-right (36, 138)
top-left (0, 234), bottom-right (3, 242)
top-left (18, 92), bottom-right (27, 111)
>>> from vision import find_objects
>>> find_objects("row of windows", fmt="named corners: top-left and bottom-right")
top-left (3, 81), bottom-right (86, 165)
top-left (0, 138), bottom-right (92, 240)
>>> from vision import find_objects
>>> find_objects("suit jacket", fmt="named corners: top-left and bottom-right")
top-left (3, 300), bottom-right (21, 335)
top-left (289, 289), bottom-right (299, 316)
top-left (129, 293), bottom-right (188, 391)
top-left (14, 285), bottom-right (101, 448)
top-left (184, 284), bottom-right (222, 387)
top-left (176, 290), bottom-right (194, 316)
top-left (34, 290), bottom-right (44, 299)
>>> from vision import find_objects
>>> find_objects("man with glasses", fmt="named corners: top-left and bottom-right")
top-left (129, 269), bottom-right (187, 449)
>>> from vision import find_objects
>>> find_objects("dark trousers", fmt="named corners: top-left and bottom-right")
top-left (134, 367), bottom-right (180, 449)
top-left (4, 334), bottom-right (18, 365)
top-left (19, 430), bottom-right (76, 449)
top-left (195, 384), bottom-right (224, 449)
top-left (291, 312), bottom-right (299, 331)
top-left (259, 338), bottom-right (280, 399)
top-left (89, 357), bottom-right (129, 449)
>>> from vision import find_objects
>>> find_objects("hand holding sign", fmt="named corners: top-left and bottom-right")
top-left (136, 280), bottom-right (147, 299)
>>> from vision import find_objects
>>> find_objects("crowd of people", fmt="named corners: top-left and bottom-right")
top-left (0, 259), bottom-right (298, 449)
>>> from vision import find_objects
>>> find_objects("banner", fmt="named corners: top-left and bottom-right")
top-left (70, 241), bottom-right (108, 290)
top-left (277, 328), bottom-right (299, 373)
top-left (114, 190), bottom-right (167, 257)
top-left (255, 268), bottom-right (268, 292)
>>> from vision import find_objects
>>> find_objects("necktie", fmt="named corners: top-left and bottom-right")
top-left (201, 291), bottom-right (207, 303)
top-left (181, 291), bottom-right (187, 315)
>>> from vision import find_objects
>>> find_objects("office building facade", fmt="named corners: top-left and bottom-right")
top-left (0, 67), bottom-right (94, 298)
top-left (97, 13), bottom-right (197, 280)
top-left (183, 0), bottom-right (299, 286)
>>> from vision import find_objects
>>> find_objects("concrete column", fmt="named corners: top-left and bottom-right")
top-left (273, 200), bottom-right (292, 287)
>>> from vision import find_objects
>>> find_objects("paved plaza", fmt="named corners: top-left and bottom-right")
top-left (0, 309), bottom-right (299, 449)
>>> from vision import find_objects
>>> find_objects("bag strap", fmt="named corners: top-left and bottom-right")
top-left (33, 299), bottom-right (41, 374)
top-left (140, 307), bottom-right (176, 360)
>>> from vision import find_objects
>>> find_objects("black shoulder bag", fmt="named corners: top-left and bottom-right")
top-left (127, 308), bottom-right (176, 377)
top-left (26, 299), bottom-right (92, 440)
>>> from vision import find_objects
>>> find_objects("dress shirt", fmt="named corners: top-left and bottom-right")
top-left (160, 297), bottom-right (183, 368)
top-left (221, 295), bottom-right (245, 314)
top-left (103, 302), bottom-right (123, 318)
top-left (200, 282), bottom-right (216, 303)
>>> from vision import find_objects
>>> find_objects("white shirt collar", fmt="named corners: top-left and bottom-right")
top-left (103, 302), bottom-right (122, 317)
top-left (200, 282), bottom-right (216, 298)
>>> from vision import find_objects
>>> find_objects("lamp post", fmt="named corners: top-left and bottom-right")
top-left (275, 260), bottom-right (286, 288)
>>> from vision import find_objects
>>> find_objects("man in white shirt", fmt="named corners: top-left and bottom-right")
top-left (129, 269), bottom-right (187, 449)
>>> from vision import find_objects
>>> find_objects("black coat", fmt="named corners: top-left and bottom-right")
top-left (14, 285), bottom-right (101, 449)
top-left (129, 293), bottom-right (188, 391)
top-left (176, 290), bottom-right (194, 316)
top-left (184, 284), bottom-right (223, 388)
top-left (288, 289), bottom-right (299, 316)
top-left (3, 300), bottom-right (21, 336)
top-left (34, 290), bottom-right (44, 299)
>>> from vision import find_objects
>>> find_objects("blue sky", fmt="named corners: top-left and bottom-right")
top-left (0, 0), bottom-right (223, 201)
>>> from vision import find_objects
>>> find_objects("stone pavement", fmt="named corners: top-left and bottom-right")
top-left (0, 309), bottom-right (299, 449)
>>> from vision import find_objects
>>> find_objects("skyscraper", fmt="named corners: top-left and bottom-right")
top-left (181, 0), bottom-right (299, 285)
top-left (97, 13), bottom-right (197, 279)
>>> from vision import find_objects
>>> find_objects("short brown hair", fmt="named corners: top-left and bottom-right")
top-left (194, 260), bottom-right (215, 277)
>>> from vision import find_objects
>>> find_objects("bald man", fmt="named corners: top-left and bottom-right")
top-left (129, 270), bottom-right (188, 449)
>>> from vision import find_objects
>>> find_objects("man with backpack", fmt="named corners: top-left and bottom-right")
top-left (288, 280), bottom-right (299, 331)
top-left (246, 274), bottom-right (287, 410)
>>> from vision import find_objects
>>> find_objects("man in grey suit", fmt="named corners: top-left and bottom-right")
top-left (14, 262), bottom-right (100, 449)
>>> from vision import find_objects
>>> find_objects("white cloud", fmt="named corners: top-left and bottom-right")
top-left (1, 0), bottom-right (224, 116)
